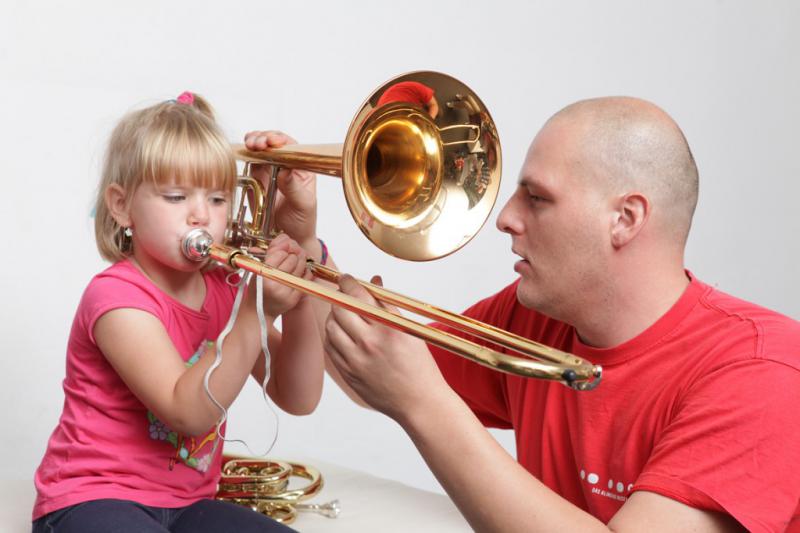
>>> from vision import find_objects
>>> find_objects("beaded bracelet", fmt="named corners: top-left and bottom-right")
top-left (318, 238), bottom-right (329, 266)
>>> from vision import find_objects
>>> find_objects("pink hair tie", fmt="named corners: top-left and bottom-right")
top-left (176, 91), bottom-right (194, 105)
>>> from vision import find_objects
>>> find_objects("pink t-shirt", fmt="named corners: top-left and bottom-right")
top-left (431, 273), bottom-right (800, 532)
top-left (33, 260), bottom-right (238, 520)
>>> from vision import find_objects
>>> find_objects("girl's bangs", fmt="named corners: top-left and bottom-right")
top-left (143, 126), bottom-right (237, 191)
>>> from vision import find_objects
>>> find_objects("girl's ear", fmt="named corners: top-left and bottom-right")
top-left (105, 184), bottom-right (132, 228)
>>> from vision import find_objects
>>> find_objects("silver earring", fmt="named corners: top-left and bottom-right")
top-left (124, 227), bottom-right (133, 237)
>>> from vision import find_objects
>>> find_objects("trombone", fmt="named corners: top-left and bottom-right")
top-left (182, 71), bottom-right (602, 390)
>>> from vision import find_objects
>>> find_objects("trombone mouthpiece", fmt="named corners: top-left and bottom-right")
top-left (182, 228), bottom-right (213, 261)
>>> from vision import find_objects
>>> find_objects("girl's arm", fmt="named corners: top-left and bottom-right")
top-left (251, 297), bottom-right (324, 415)
top-left (94, 237), bottom-right (307, 437)
top-left (297, 248), bottom-right (372, 409)
top-left (94, 287), bottom-right (262, 437)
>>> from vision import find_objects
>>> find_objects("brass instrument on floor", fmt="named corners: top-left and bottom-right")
top-left (182, 71), bottom-right (602, 390)
top-left (216, 457), bottom-right (339, 524)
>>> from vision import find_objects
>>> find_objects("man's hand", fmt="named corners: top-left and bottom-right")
top-left (323, 274), bottom-right (448, 421)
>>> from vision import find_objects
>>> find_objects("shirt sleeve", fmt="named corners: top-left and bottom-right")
top-left (410, 82), bottom-right (434, 103)
top-left (377, 81), bottom-right (435, 107)
top-left (81, 274), bottom-right (164, 345)
top-left (429, 283), bottom-right (520, 429)
top-left (634, 357), bottom-right (800, 533)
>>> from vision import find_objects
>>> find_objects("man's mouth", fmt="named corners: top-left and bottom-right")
top-left (512, 248), bottom-right (529, 262)
top-left (512, 249), bottom-right (531, 273)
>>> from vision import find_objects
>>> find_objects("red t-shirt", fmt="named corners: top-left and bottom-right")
top-left (377, 81), bottom-right (434, 107)
top-left (431, 273), bottom-right (800, 532)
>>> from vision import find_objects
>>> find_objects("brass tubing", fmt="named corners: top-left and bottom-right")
top-left (209, 243), bottom-right (597, 383)
top-left (234, 144), bottom-right (343, 176)
top-left (309, 263), bottom-right (590, 370)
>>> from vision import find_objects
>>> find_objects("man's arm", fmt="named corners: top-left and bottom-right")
top-left (324, 276), bottom-right (744, 533)
top-left (404, 389), bottom-right (742, 532)
top-left (426, 96), bottom-right (440, 119)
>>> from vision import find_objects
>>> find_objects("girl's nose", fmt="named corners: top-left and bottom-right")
top-left (188, 197), bottom-right (210, 226)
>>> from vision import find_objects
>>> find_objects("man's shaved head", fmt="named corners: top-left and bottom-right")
top-left (547, 97), bottom-right (698, 245)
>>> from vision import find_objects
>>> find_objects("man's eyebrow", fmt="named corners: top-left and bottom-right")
top-left (517, 174), bottom-right (549, 191)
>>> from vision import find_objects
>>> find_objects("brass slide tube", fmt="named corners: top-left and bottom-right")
top-left (205, 241), bottom-right (601, 388)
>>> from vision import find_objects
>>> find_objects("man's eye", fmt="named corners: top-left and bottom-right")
top-left (529, 194), bottom-right (546, 203)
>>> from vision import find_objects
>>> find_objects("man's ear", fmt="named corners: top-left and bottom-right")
top-left (610, 192), bottom-right (649, 248)
top-left (104, 184), bottom-right (132, 228)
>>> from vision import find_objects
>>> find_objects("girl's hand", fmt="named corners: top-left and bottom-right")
top-left (260, 233), bottom-right (311, 318)
top-left (243, 131), bottom-right (318, 253)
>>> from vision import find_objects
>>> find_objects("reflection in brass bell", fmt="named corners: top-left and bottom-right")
top-left (233, 71), bottom-right (502, 261)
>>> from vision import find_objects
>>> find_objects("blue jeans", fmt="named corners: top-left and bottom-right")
top-left (32, 498), bottom-right (297, 533)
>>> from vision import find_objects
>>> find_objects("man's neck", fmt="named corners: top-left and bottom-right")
top-left (572, 264), bottom-right (690, 349)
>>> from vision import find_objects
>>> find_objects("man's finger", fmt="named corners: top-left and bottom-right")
top-left (338, 274), bottom-right (378, 306)
top-left (367, 275), bottom-right (401, 314)
top-left (324, 317), bottom-right (357, 371)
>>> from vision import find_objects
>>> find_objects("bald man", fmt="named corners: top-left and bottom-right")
top-left (323, 97), bottom-right (800, 532)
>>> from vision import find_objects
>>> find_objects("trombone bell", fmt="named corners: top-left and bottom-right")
top-left (355, 105), bottom-right (443, 226)
top-left (234, 71), bottom-right (501, 261)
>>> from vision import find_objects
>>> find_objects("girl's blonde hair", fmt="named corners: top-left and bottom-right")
top-left (94, 94), bottom-right (237, 262)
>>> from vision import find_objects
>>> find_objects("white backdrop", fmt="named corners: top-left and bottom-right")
top-left (2, 1), bottom-right (798, 497)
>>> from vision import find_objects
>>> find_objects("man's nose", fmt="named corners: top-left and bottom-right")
top-left (496, 197), bottom-right (517, 234)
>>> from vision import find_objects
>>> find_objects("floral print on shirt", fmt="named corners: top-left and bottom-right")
top-left (147, 340), bottom-right (217, 473)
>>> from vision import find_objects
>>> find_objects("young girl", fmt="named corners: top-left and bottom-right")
top-left (32, 93), bottom-right (323, 532)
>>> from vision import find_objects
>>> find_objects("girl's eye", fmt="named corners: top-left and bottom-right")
top-left (163, 195), bottom-right (185, 203)
top-left (210, 196), bottom-right (227, 206)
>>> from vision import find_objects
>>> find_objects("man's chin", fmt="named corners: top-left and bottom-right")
top-left (515, 282), bottom-right (539, 310)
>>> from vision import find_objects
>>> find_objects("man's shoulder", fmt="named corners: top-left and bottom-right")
top-left (694, 279), bottom-right (800, 368)
top-left (696, 280), bottom-right (799, 334)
